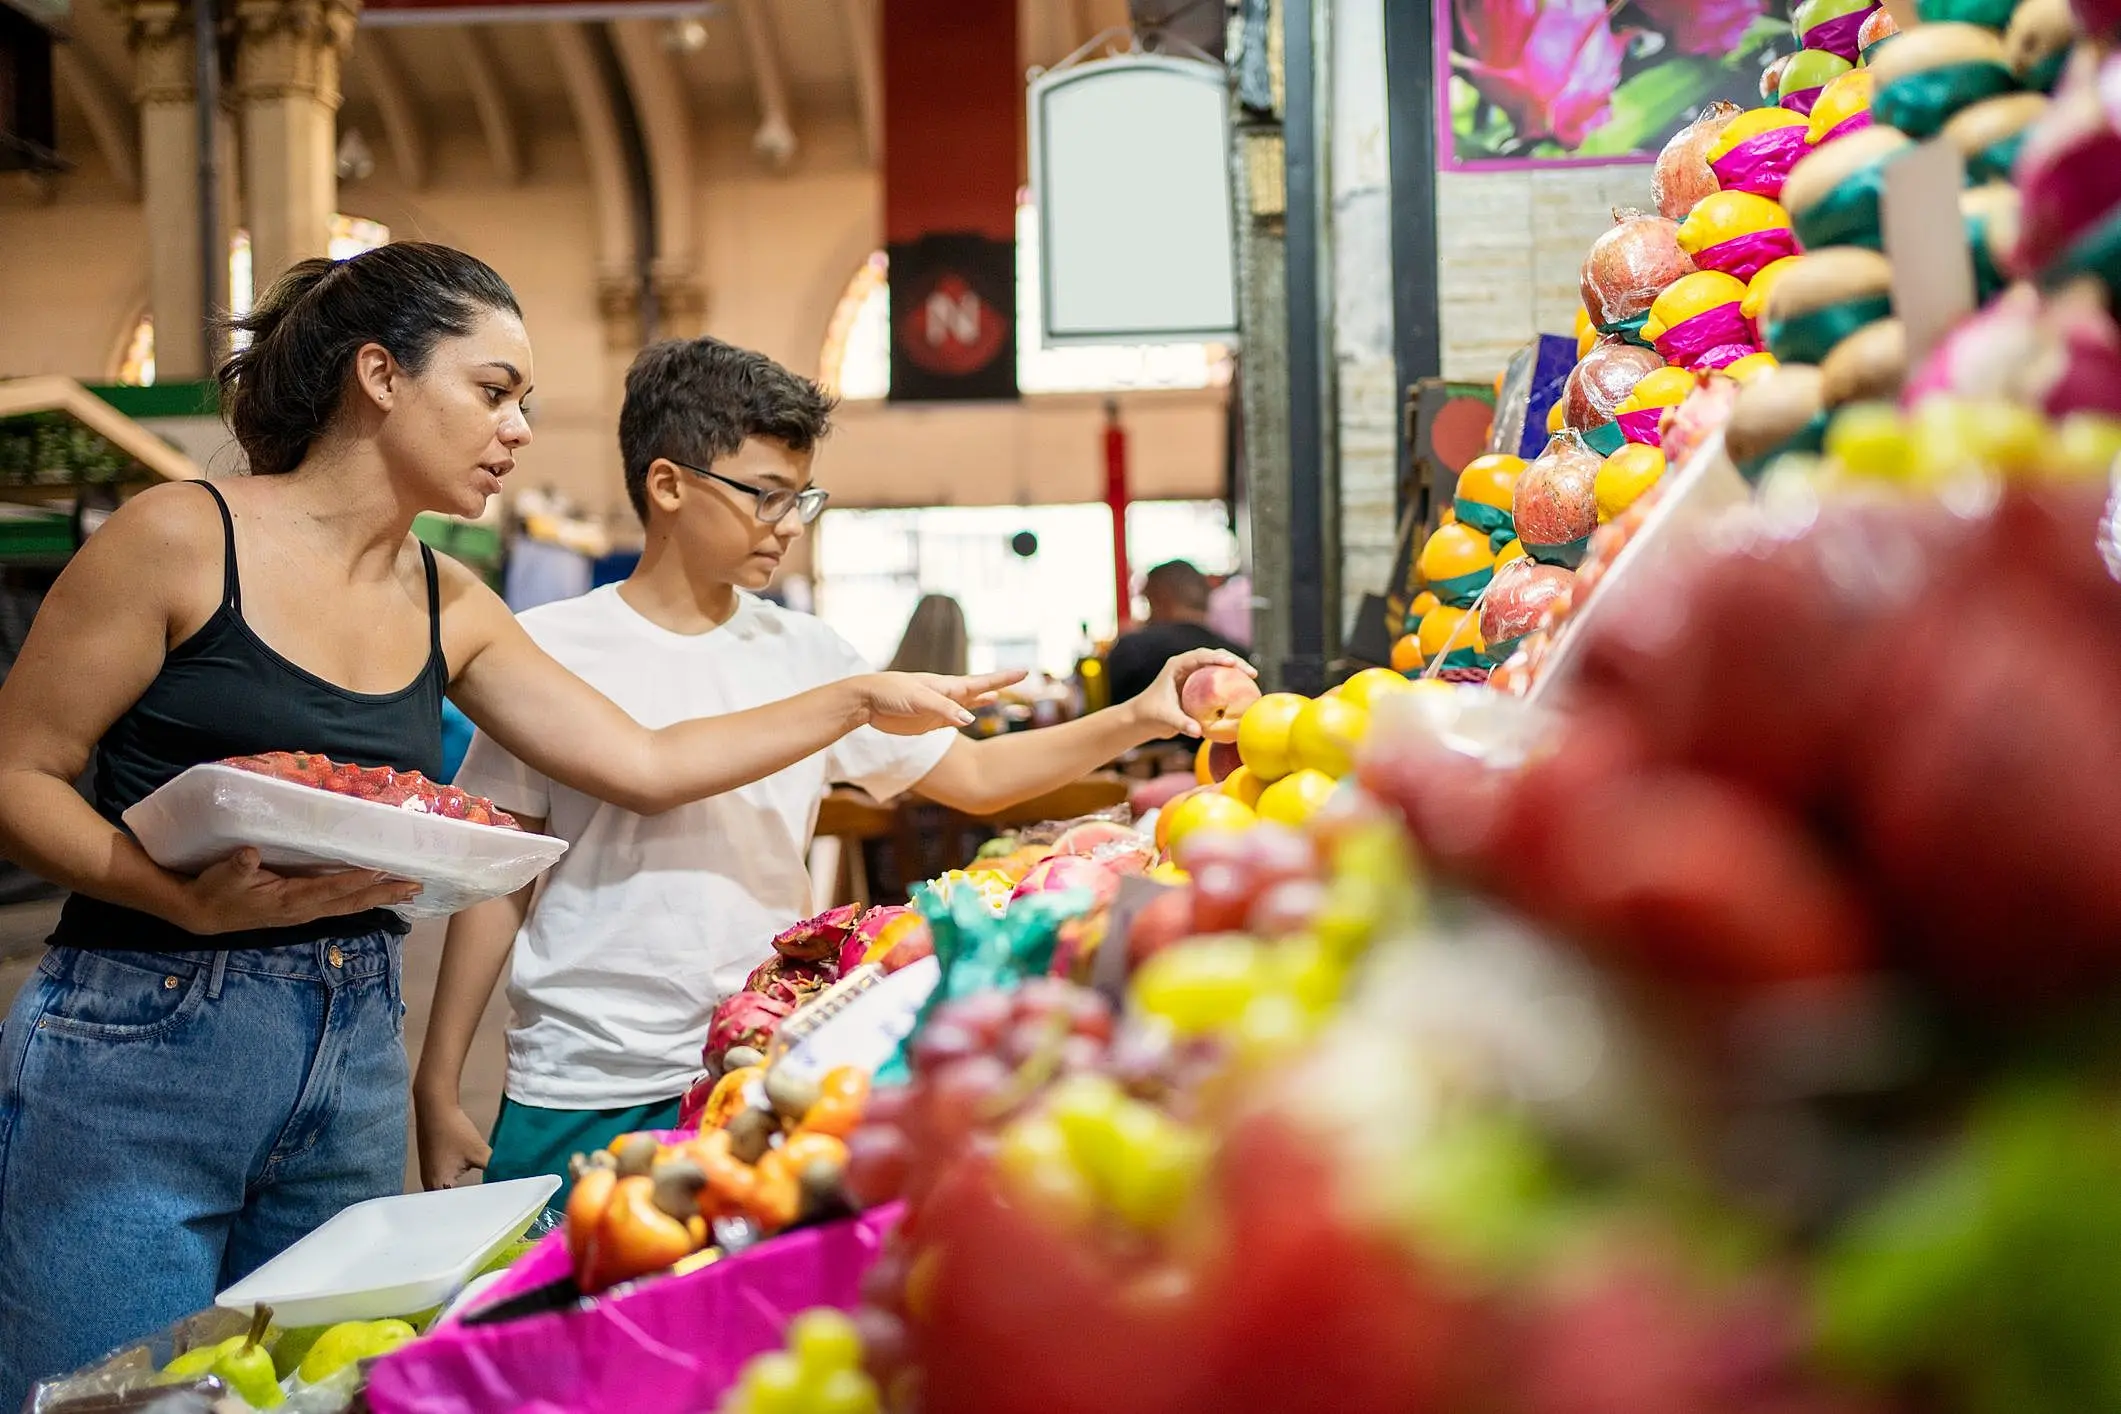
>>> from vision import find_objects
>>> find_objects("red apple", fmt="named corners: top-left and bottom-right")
top-left (1180, 665), bottom-right (1262, 743)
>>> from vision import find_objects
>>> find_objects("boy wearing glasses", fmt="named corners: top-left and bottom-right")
top-left (415, 337), bottom-right (1246, 1193)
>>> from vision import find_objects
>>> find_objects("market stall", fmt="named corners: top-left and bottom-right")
top-left (28, 0), bottom-right (2121, 1409)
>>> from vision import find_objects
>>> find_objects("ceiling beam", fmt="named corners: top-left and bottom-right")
top-left (838, 0), bottom-right (880, 165)
top-left (350, 30), bottom-right (427, 189)
top-left (546, 22), bottom-right (632, 287)
top-left (52, 44), bottom-right (139, 198)
top-left (447, 26), bottom-right (524, 183)
top-left (610, 19), bottom-right (696, 276)
top-left (732, 0), bottom-right (796, 169)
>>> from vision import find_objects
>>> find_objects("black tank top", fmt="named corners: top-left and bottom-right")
top-left (52, 480), bottom-right (450, 952)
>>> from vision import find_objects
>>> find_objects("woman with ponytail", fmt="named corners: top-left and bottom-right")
top-left (0, 242), bottom-right (1017, 1402)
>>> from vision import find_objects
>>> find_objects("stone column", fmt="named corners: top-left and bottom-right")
top-left (233, 0), bottom-right (358, 292)
top-left (122, 0), bottom-right (211, 381)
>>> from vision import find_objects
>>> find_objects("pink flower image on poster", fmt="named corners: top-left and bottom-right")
top-left (1439, 0), bottom-right (1795, 170)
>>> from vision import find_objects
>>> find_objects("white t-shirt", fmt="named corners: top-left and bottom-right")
top-left (453, 585), bottom-right (955, 1108)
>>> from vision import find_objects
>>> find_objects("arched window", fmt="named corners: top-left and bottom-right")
top-left (118, 214), bottom-right (393, 386)
top-left (818, 195), bottom-right (1232, 399)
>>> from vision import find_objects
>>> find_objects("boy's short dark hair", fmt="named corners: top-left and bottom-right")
top-left (617, 337), bottom-right (838, 521)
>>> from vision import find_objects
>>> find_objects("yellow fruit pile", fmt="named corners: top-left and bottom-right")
top-left (1160, 669), bottom-right (1452, 855)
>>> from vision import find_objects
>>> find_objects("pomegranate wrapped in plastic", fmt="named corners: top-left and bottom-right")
top-left (1652, 101), bottom-right (1741, 220)
top-left (1513, 431), bottom-right (1604, 569)
top-left (2010, 47), bottom-right (2121, 285)
top-left (1480, 561), bottom-right (1575, 662)
top-left (1580, 209), bottom-right (1696, 338)
top-left (1561, 340), bottom-right (1665, 432)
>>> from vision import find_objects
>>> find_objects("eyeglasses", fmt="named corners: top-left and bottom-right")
top-left (672, 460), bottom-right (830, 525)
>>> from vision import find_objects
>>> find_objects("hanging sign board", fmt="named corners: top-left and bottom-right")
top-left (1029, 54), bottom-right (1238, 348)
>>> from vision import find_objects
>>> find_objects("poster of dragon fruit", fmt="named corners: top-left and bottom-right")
top-left (1438, 0), bottom-right (1798, 168)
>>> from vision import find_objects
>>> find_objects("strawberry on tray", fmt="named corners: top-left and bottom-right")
top-left (125, 752), bottom-right (567, 919)
top-left (221, 752), bottom-right (522, 829)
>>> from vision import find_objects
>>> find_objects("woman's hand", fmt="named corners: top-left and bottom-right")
top-left (1127, 649), bottom-right (1256, 739)
top-left (174, 849), bottom-right (420, 935)
top-left (857, 670), bottom-right (1026, 736)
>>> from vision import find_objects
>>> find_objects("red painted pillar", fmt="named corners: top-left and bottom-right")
top-left (1104, 399), bottom-right (1131, 632)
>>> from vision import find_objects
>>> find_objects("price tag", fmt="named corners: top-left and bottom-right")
top-left (1882, 140), bottom-right (1974, 368)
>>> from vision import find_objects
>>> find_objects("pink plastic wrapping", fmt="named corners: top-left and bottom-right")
top-left (1690, 227), bottom-right (1801, 281)
top-left (1654, 303), bottom-right (1755, 368)
top-left (1694, 341), bottom-right (1764, 371)
top-left (1814, 110), bottom-right (1873, 145)
top-left (1562, 341), bottom-right (1665, 430)
top-left (1652, 101), bottom-right (1741, 220)
top-left (364, 1199), bottom-right (903, 1414)
top-left (1580, 210), bottom-right (1696, 325)
top-left (1616, 408), bottom-right (1667, 446)
top-left (1781, 84), bottom-right (1827, 117)
top-left (1905, 282), bottom-right (2121, 419)
top-left (1799, 8), bottom-right (1871, 62)
top-left (1709, 125), bottom-right (1810, 200)
top-left (2010, 51), bottom-right (2121, 276)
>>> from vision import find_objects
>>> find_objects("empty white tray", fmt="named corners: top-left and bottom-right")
top-left (217, 1176), bottom-right (560, 1327)
top-left (126, 764), bottom-right (569, 919)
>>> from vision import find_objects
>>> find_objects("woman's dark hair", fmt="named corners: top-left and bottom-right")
top-left (217, 241), bottom-right (522, 476)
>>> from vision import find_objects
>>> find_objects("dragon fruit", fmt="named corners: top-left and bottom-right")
top-left (770, 902), bottom-right (863, 962)
top-left (840, 905), bottom-right (913, 975)
top-left (706, 990), bottom-right (793, 1061)
top-left (745, 955), bottom-right (837, 1008)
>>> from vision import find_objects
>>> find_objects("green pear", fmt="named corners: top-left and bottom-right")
top-left (297, 1317), bottom-right (418, 1384)
top-left (210, 1305), bottom-right (284, 1409)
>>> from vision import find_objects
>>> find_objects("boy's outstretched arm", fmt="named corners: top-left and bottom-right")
top-left (911, 649), bottom-right (1253, 817)
top-left (414, 847), bottom-right (542, 1191)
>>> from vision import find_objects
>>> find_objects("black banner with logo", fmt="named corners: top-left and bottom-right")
top-left (886, 232), bottom-right (1017, 404)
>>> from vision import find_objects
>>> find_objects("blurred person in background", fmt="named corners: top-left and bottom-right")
top-left (886, 593), bottom-right (969, 677)
top-left (1106, 560), bottom-right (1250, 712)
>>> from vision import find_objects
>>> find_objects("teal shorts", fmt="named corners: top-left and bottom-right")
top-left (486, 1093), bottom-right (685, 1205)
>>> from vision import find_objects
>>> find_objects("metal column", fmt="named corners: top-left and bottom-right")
top-left (1382, 0), bottom-right (1441, 517)
top-left (1279, 0), bottom-right (1334, 695)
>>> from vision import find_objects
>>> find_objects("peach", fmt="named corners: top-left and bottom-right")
top-left (1195, 740), bottom-right (1243, 785)
top-left (1180, 665), bottom-right (1262, 743)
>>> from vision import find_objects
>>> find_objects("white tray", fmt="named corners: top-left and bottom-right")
top-left (216, 1176), bottom-right (561, 1327)
top-left (124, 764), bottom-right (569, 919)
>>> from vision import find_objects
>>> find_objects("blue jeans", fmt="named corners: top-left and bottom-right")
top-left (0, 933), bottom-right (407, 1409)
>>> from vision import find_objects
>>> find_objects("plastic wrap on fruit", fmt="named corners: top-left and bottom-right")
top-left (1903, 281), bottom-right (2121, 420)
top-left (1857, 3), bottom-right (1899, 56)
top-left (1760, 248), bottom-right (1894, 369)
top-left (1869, 23), bottom-right (2015, 140)
top-left (1047, 820), bottom-right (1155, 877)
top-left (2004, 0), bottom-right (2073, 92)
top-left (1783, 125), bottom-right (1913, 253)
top-left (1676, 192), bottom-right (1800, 283)
top-left (1416, 522), bottom-right (1497, 608)
top-left (1480, 563), bottom-right (1575, 663)
top-left (2014, 54), bottom-right (2121, 292)
top-left (1560, 340), bottom-right (1664, 434)
top-left (1944, 93), bottom-right (2050, 186)
top-left (1453, 453), bottom-right (1523, 538)
top-left (1514, 432), bottom-right (1604, 569)
top-left (1794, 0), bottom-right (1878, 62)
top-left (1643, 271), bottom-right (1753, 371)
top-left (1805, 68), bottom-right (1874, 147)
top-left (1610, 366), bottom-right (1696, 448)
top-left (1778, 48), bottom-right (1853, 116)
top-left (1652, 100), bottom-right (1741, 221)
top-left (1579, 209), bottom-right (1696, 337)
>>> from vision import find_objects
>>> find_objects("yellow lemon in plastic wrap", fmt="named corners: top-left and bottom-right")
top-left (1612, 366), bottom-right (1696, 417)
top-left (1574, 305), bottom-right (1596, 358)
top-left (1494, 537), bottom-right (1526, 567)
top-left (1742, 257), bottom-right (1803, 325)
top-left (1641, 271), bottom-right (1749, 346)
top-left (1723, 350), bottom-right (1780, 384)
top-left (1596, 444), bottom-right (1668, 521)
top-left (1409, 589), bottom-right (1441, 621)
top-left (1806, 68), bottom-right (1873, 147)
top-left (1546, 398), bottom-right (1567, 433)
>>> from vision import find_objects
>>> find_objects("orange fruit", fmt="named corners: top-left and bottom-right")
top-left (1389, 635), bottom-right (1424, 674)
top-left (1220, 765), bottom-right (1266, 809)
top-left (1235, 692), bottom-right (1308, 783)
